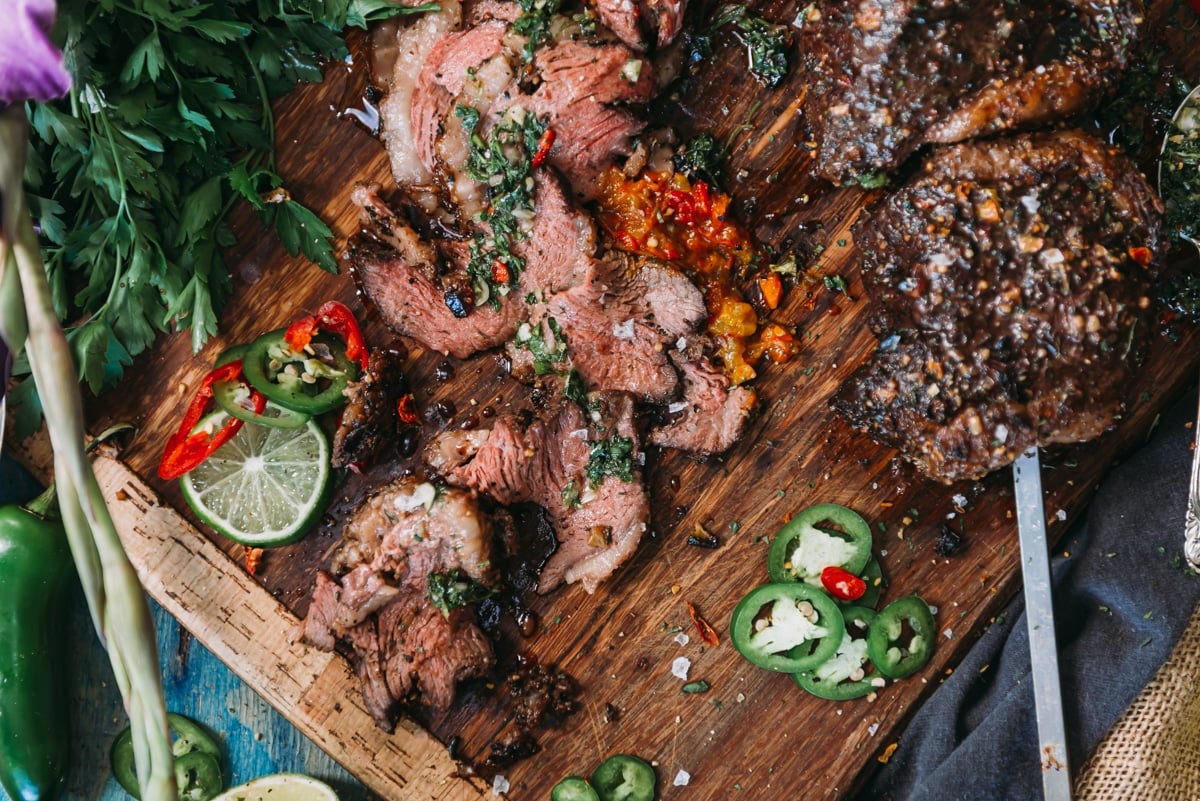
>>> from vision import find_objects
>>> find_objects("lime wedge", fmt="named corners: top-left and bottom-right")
top-left (209, 773), bottom-right (339, 801)
top-left (181, 419), bottom-right (331, 547)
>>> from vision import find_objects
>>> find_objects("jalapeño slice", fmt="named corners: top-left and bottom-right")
top-left (590, 754), bottom-right (656, 801)
top-left (868, 595), bottom-right (936, 679)
top-left (794, 606), bottom-right (884, 701)
top-left (242, 328), bottom-right (358, 415)
top-left (768, 503), bottom-right (872, 585)
top-left (730, 583), bottom-right (844, 673)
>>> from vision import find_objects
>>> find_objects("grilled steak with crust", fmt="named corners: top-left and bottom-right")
top-left (832, 130), bottom-right (1162, 483)
top-left (800, 0), bottom-right (1142, 184)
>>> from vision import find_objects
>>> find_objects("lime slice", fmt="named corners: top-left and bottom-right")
top-left (209, 773), bottom-right (339, 801)
top-left (181, 419), bottom-right (331, 547)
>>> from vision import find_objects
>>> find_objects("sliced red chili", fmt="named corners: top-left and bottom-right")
top-left (821, 565), bottom-right (867, 602)
top-left (396, 393), bottom-right (420, 425)
top-left (284, 301), bottom-right (368, 370)
top-left (686, 600), bottom-right (720, 646)
top-left (532, 128), bottom-right (556, 168)
top-left (158, 363), bottom-right (259, 480)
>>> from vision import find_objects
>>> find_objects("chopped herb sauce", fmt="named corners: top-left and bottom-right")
top-left (513, 0), bottom-right (563, 63)
top-left (586, 435), bottom-right (636, 485)
top-left (428, 569), bottom-right (495, 616)
top-left (457, 105), bottom-right (549, 303)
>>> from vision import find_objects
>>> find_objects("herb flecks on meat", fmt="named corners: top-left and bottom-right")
top-left (513, 0), bottom-right (565, 63)
top-left (686, 5), bottom-right (792, 88)
top-left (428, 569), bottom-right (497, 617)
top-left (458, 105), bottom-right (550, 305)
top-left (587, 435), bottom-right (636, 485)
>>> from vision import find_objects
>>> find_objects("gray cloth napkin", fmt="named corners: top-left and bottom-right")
top-left (858, 387), bottom-right (1200, 801)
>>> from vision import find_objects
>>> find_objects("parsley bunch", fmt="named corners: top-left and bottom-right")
top-left (13, 0), bottom-right (420, 433)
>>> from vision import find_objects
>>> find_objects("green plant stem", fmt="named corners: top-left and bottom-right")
top-left (0, 105), bottom-right (175, 801)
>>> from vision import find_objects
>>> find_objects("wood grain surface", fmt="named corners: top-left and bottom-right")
top-left (10, 1), bottom-right (1200, 799)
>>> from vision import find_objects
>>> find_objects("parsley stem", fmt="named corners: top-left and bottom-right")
top-left (241, 40), bottom-right (277, 172)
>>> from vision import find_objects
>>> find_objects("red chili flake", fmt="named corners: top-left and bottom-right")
top-left (492, 260), bottom-right (511, 285)
top-left (531, 128), bottom-right (556, 168)
top-left (396, 393), bottom-right (420, 424)
top-left (1127, 246), bottom-right (1153, 267)
top-left (245, 547), bottom-right (264, 576)
top-left (686, 600), bottom-right (720, 646)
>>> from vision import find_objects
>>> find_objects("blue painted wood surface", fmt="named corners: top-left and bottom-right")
top-left (0, 452), bottom-right (369, 801)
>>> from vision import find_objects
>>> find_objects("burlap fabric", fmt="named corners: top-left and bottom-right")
top-left (1075, 601), bottom-right (1200, 800)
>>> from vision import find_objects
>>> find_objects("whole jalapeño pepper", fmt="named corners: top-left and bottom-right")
top-left (0, 481), bottom-right (73, 801)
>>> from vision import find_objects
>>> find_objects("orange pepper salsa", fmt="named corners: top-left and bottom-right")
top-left (595, 167), bottom-right (798, 384)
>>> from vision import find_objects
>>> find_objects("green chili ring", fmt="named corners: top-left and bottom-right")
top-left (730, 583), bottom-right (844, 673)
top-left (590, 754), bottom-right (656, 801)
top-left (173, 751), bottom-right (223, 801)
top-left (551, 776), bottom-right (601, 801)
top-left (242, 329), bottom-right (358, 415)
top-left (767, 503), bottom-right (873, 585)
top-left (794, 606), bottom-right (882, 701)
top-left (867, 595), bottom-right (936, 679)
top-left (213, 343), bottom-right (313, 429)
top-left (111, 713), bottom-right (222, 799)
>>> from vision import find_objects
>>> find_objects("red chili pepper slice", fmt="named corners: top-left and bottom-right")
top-left (491, 260), bottom-right (511, 285)
top-left (284, 301), bottom-right (369, 370)
top-left (686, 600), bottom-right (720, 646)
top-left (531, 128), bottom-right (556, 168)
top-left (158, 361), bottom-right (262, 480)
top-left (820, 565), bottom-right (868, 602)
top-left (396, 393), bottom-right (420, 424)
top-left (1127, 246), bottom-right (1152, 268)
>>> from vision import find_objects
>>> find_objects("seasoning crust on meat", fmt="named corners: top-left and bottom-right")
top-left (833, 130), bottom-right (1163, 483)
top-left (800, 0), bottom-right (1143, 184)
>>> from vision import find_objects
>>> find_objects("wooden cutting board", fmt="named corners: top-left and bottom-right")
top-left (10, 1), bottom-right (1200, 799)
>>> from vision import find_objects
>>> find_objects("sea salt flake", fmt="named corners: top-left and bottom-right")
top-left (492, 775), bottom-right (510, 795)
top-left (1056, 509), bottom-right (1067, 521)
top-left (674, 770), bottom-right (692, 787)
top-left (674, 632), bottom-right (691, 646)
top-left (672, 656), bottom-right (692, 680)
top-left (868, 722), bottom-right (880, 737)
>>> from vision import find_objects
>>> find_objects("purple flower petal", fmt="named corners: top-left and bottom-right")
top-left (0, 0), bottom-right (71, 106)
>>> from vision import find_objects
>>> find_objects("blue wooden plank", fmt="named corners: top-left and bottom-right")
top-left (0, 452), bottom-right (368, 801)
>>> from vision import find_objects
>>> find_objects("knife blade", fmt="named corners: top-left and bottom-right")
top-left (1012, 448), bottom-right (1072, 801)
top-left (1183, 385), bottom-right (1200, 572)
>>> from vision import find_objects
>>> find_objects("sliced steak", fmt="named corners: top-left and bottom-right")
top-left (519, 173), bottom-right (599, 295)
top-left (594, 0), bottom-right (687, 50)
top-left (412, 20), bottom-right (517, 216)
top-left (431, 392), bottom-right (650, 593)
top-left (650, 352), bottom-right (756, 455)
top-left (348, 185), bottom-right (522, 358)
top-left (518, 39), bottom-right (656, 199)
top-left (333, 478), bottom-right (498, 589)
top-left (345, 593), bottom-right (494, 723)
top-left (800, 0), bottom-right (1141, 184)
top-left (332, 345), bottom-right (410, 470)
top-left (302, 478), bottom-right (498, 727)
top-left (632, 261), bottom-right (706, 339)
top-left (832, 130), bottom-right (1163, 482)
top-left (378, 0), bottom-right (464, 199)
